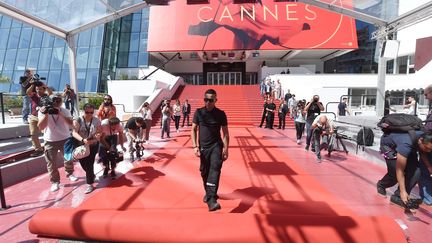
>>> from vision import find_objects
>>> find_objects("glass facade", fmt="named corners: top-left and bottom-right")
top-left (0, 9), bottom-right (150, 93)
top-left (324, 21), bottom-right (378, 73)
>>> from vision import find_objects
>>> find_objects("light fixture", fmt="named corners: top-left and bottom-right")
top-left (252, 52), bottom-right (259, 57)
top-left (211, 53), bottom-right (218, 60)
top-left (228, 52), bottom-right (235, 59)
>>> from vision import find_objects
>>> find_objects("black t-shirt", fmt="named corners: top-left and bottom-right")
top-left (125, 117), bottom-right (145, 130)
top-left (306, 102), bottom-right (323, 122)
top-left (193, 107), bottom-right (228, 148)
top-left (338, 102), bottom-right (347, 116)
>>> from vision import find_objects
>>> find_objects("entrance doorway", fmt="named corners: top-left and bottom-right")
top-left (207, 72), bottom-right (242, 85)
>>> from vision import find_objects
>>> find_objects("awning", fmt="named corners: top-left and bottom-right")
top-left (415, 36), bottom-right (432, 71)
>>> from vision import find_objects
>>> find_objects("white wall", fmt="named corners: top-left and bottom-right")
top-left (268, 72), bottom-right (432, 107)
top-left (397, 1), bottom-right (432, 56)
top-left (108, 66), bottom-right (184, 120)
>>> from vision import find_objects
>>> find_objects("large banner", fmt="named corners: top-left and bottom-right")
top-left (148, 0), bottom-right (358, 52)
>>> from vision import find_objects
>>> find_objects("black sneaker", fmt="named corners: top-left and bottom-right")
top-left (110, 170), bottom-right (116, 179)
top-left (311, 147), bottom-right (316, 152)
top-left (376, 183), bottom-right (386, 197)
top-left (207, 199), bottom-right (221, 212)
top-left (30, 150), bottom-right (44, 157)
top-left (305, 145), bottom-right (309, 151)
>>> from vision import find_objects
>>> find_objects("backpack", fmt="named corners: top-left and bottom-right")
top-left (377, 113), bottom-right (424, 133)
top-left (377, 113), bottom-right (425, 145)
top-left (357, 128), bottom-right (374, 146)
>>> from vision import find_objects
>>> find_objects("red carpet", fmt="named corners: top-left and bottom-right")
top-left (28, 125), bottom-right (406, 242)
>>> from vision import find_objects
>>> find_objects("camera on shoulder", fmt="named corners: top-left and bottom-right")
top-left (40, 96), bottom-right (60, 114)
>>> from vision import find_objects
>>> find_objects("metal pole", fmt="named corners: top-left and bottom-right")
top-left (0, 93), bottom-right (5, 124)
top-left (66, 35), bottom-right (80, 118)
top-left (0, 167), bottom-right (11, 210)
top-left (376, 38), bottom-right (387, 117)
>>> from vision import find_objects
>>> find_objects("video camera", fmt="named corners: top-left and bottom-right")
top-left (39, 95), bottom-right (60, 115)
top-left (30, 74), bottom-right (46, 85)
top-left (108, 150), bottom-right (124, 163)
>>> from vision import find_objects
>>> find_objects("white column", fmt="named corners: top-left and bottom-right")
top-left (376, 38), bottom-right (387, 116)
top-left (66, 35), bottom-right (80, 118)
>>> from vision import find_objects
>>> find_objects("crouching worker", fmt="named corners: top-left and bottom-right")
top-left (99, 117), bottom-right (126, 178)
top-left (377, 131), bottom-right (432, 210)
top-left (125, 117), bottom-right (146, 159)
top-left (310, 114), bottom-right (334, 162)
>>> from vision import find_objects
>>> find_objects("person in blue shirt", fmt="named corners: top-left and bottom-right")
top-left (377, 131), bottom-right (432, 209)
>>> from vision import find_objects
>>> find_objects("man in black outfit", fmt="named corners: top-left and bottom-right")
top-left (191, 89), bottom-right (229, 212)
top-left (278, 100), bottom-right (289, 129)
top-left (265, 98), bottom-right (276, 129)
top-left (182, 99), bottom-right (191, 127)
top-left (258, 98), bottom-right (268, 128)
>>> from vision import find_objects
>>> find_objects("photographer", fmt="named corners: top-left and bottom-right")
top-left (377, 131), bottom-right (432, 210)
top-left (161, 100), bottom-right (172, 139)
top-left (99, 117), bottom-right (126, 178)
top-left (72, 103), bottom-right (102, 194)
top-left (310, 115), bottom-right (334, 162)
top-left (38, 94), bottom-right (76, 192)
top-left (304, 95), bottom-right (324, 151)
top-left (294, 100), bottom-right (307, 144)
top-left (125, 117), bottom-right (146, 157)
top-left (19, 69), bottom-right (33, 124)
top-left (26, 81), bottom-right (52, 157)
top-left (62, 84), bottom-right (76, 116)
top-left (97, 95), bottom-right (116, 120)
top-left (139, 102), bottom-right (152, 141)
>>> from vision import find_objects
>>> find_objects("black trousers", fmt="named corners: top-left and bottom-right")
top-left (378, 158), bottom-right (420, 195)
top-left (79, 143), bottom-right (98, 184)
top-left (99, 135), bottom-right (118, 170)
top-left (295, 122), bottom-right (305, 139)
top-left (266, 113), bottom-right (274, 129)
top-left (182, 113), bottom-right (190, 126)
top-left (278, 113), bottom-right (286, 129)
top-left (174, 115), bottom-right (181, 130)
top-left (259, 111), bottom-right (267, 127)
top-left (200, 142), bottom-right (223, 200)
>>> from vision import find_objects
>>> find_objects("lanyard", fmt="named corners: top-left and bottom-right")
top-left (83, 117), bottom-right (92, 138)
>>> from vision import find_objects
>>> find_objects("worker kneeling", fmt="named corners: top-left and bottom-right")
top-left (310, 115), bottom-right (334, 162)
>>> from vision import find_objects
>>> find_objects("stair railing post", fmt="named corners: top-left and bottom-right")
top-left (0, 166), bottom-right (11, 210)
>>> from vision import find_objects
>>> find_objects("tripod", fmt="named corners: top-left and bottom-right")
top-left (327, 131), bottom-right (349, 157)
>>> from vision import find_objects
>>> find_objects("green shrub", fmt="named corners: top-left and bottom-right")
top-left (3, 95), bottom-right (23, 110)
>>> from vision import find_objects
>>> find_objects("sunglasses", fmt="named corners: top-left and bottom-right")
top-left (204, 98), bottom-right (215, 103)
top-left (85, 111), bottom-right (94, 114)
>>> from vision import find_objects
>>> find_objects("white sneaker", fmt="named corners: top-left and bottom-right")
top-left (84, 184), bottom-right (94, 194)
top-left (297, 139), bottom-right (301, 145)
top-left (68, 174), bottom-right (78, 182)
top-left (50, 182), bottom-right (60, 192)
